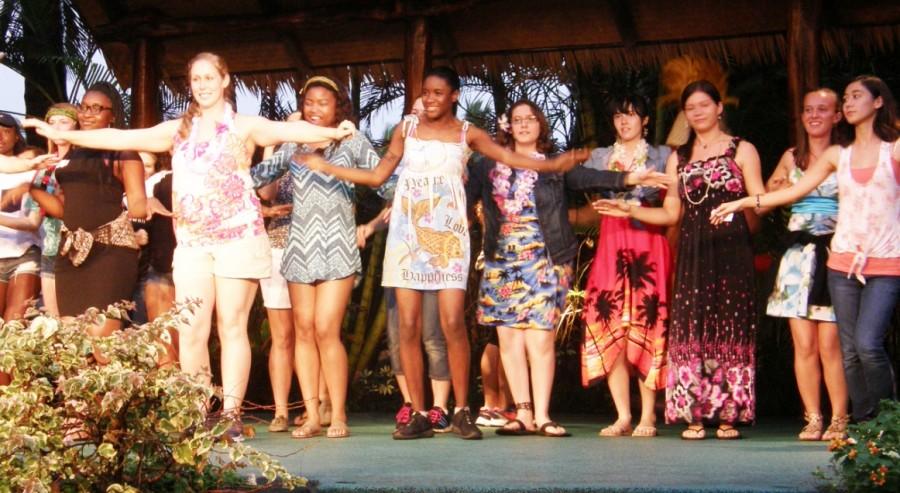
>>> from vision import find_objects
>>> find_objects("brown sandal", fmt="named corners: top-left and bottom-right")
top-left (681, 425), bottom-right (706, 440)
top-left (822, 415), bottom-right (850, 441)
top-left (798, 412), bottom-right (824, 441)
top-left (716, 425), bottom-right (742, 440)
top-left (538, 421), bottom-right (571, 437)
top-left (496, 419), bottom-right (535, 436)
top-left (599, 422), bottom-right (633, 437)
top-left (326, 421), bottom-right (350, 439)
top-left (291, 422), bottom-right (322, 439)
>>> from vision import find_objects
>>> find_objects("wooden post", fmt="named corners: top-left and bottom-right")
top-left (786, 0), bottom-right (822, 146)
top-left (131, 38), bottom-right (160, 129)
top-left (404, 16), bottom-right (432, 114)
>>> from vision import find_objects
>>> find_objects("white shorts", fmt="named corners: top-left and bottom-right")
top-left (172, 234), bottom-right (271, 281)
top-left (259, 247), bottom-right (291, 309)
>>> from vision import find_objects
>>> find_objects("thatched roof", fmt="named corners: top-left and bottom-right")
top-left (73, 0), bottom-right (900, 89)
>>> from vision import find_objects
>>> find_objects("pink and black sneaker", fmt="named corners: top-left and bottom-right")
top-left (395, 402), bottom-right (413, 430)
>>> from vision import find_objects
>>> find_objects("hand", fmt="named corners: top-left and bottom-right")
top-left (625, 169), bottom-right (672, 189)
top-left (145, 197), bottom-right (173, 220)
top-left (549, 148), bottom-right (590, 173)
top-left (298, 152), bottom-right (330, 173)
top-left (28, 154), bottom-right (60, 170)
top-left (1, 182), bottom-right (30, 211)
top-left (709, 198), bottom-right (746, 225)
top-left (356, 223), bottom-right (374, 248)
top-left (134, 229), bottom-right (149, 246)
top-left (261, 203), bottom-right (292, 218)
top-left (22, 118), bottom-right (62, 141)
top-left (592, 198), bottom-right (632, 218)
top-left (335, 120), bottom-right (356, 140)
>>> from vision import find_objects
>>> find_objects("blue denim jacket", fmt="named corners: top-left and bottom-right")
top-left (467, 156), bottom-right (630, 265)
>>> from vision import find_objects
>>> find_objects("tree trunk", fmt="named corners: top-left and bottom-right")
top-left (21, 0), bottom-right (66, 143)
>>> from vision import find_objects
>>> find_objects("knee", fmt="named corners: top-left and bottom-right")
top-left (270, 330), bottom-right (294, 351)
top-left (794, 339), bottom-right (818, 359)
top-left (439, 315), bottom-right (466, 339)
top-left (314, 323), bottom-right (339, 345)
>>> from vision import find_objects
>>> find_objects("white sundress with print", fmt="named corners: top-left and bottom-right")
top-left (382, 116), bottom-right (472, 291)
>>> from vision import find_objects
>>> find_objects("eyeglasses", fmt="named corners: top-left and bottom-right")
top-left (512, 115), bottom-right (538, 125)
top-left (76, 104), bottom-right (112, 115)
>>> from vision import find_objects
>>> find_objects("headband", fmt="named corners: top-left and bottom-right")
top-left (45, 107), bottom-right (78, 123)
top-left (301, 76), bottom-right (340, 94)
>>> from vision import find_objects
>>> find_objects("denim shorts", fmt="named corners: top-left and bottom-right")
top-left (385, 288), bottom-right (450, 381)
top-left (40, 254), bottom-right (55, 279)
top-left (0, 246), bottom-right (41, 283)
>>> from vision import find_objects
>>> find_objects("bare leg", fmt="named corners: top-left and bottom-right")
top-left (431, 379), bottom-right (451, 411)
top-left (525, 329), bottom-right (563, 434)
top-left (481, 342), bottom-right (502, 409)
top-left (214, 277), bottom-right (258, 416)
top-left (290, 283), bottom-right (322, 433)
top-left (397, 374), bottom-right (411, 403)
top-left (174, 272), bottom-right (216, 387)
top-left (145, 278), bottom-right (176, 321)
top-left (436, 289), bottom-right (470, 409)
top-left (790, 318), bottom-right (822, 416)
top-left (4, 273), bottom-right (38, 320)
top-left (497, 354), bottom-right (513, 410)
top-left (312, 277), bottom-right (354, 436)
top-left (497, 326), bottom-right (534, 430)
top-left (605, 353), bottom-right (633, 430)
top-left (267, 307), bottom-right (294, 418)
top-left (636, 376), bottom-right (658, 429)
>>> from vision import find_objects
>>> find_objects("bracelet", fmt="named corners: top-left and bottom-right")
top-left (755, 194), bottom-right (761, 209)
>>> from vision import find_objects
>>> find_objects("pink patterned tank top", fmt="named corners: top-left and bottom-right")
top-left (171, 104), bottom-right (265, 247)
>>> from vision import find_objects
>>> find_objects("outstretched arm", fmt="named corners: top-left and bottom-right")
top-left (467, 126), bottom-right (588, 173)
top-left (710, 145), bottom-right (838, 223)
top-left (593, 152), bottom-right (682, 226)
top-left (252, 143), bottom-right (296, 188)
top-left (0, 153), bottom-right (58, 173)
top-left (246, 116), bottom-right (355, 148)
top-left (756, 149), bottom-right (795, 216)
top-left (304, 125), bottom-right (406, 187)
top-left (0, 208), bottom-right (41, 231)
top-left (23, 118), bottom-right (179, 153)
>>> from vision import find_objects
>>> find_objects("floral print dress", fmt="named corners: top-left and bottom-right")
top-left (666, 137), bottom-right (757, 425)
top-left (477, 160), bottom-right (573, 331)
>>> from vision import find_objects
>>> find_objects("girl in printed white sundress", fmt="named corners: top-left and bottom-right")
top-left (25, 52), bottom-right (354, 441)
top-left (303, 66), bottom-right (589, 440)
top-left (757, 88), bottom-right (849, 441)
top-left (712, 75), bottom-right (900, 424)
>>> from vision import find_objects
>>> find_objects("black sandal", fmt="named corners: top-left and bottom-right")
top-left (537, 421), bottom-right (571, 437)
top-left (496, 419), bottom-right (535, 436)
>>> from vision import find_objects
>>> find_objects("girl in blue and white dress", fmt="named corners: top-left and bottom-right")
top-left (761, 89), bottom-right (848, 441)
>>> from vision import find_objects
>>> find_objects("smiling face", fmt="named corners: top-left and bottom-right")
top-left (613, 104), bottom-right (648, 143)
top-left (684, 90), bottom-right (723, 133)
top-left (842, 81), bottom-right (882, 126)
top-left (421, 75), bottom-right (458, 120)
top-left (77, 91), bottom-right (115, 130)
top-left (302, 86), bottom-right (338, 127)
top-left (510, 104), bottom-right (540, 148)
top-left (189, 58), bottom-right (229, 109)
top-left (801, 90), bottom-right (841, 139)
top-left (47, 114), bottom-right (78, 146)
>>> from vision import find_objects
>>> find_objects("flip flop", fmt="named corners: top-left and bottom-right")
top-left (681, 426), bottom-right (706, 440)
top-left (632, 425), bottom-right (658, 437)
top-left (537, 421), bottom-right (571, 437)
top-left (716, 425), bottom-right (742, 440)
top-left (599, 422), bottom-right (633, 437)
top-left (496, 419), bottom-right (535, 436)
top-left (291, 423), bottom-right (322, 439)
top-left (327, 421), bottom-right (351, 439)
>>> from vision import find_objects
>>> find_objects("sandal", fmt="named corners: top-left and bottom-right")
top-left (798, 412), bottom-right (824, 441)
top-left (496, 419), bottom-right (535, 436)
top-left (537, 421), bottom-right (571, 437)
top-left (716, 425), bottom-right (742, 440)
top-left (326, 421), bottom-right (350, 439)
top-left (822, 414), bottom-right (850, 441)
top-left (599, 421), bottom-right (633, 437)
top-left (268, 415), bottom-right (289, 433)
top-left (681, 425), bottom-right (706, 440)
top-left (291, 422), bottom-right (322, 439)
top-left (632, 425), bottom-right (658, 437)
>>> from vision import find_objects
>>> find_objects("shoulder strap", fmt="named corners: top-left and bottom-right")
top-left (461, 121), bottom-right (470, 144)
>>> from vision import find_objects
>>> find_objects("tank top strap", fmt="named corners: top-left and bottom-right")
top-left (402, 115), bottom-right (419, 139)
top-left (837, 145), bottom-right (852, 174)
top-left (725, 136), bottom-right (741, 158)
top-left (460, 120), bottom-right (470, 144)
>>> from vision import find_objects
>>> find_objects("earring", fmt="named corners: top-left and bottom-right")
top-left (642, 127), bottom-right (649, 138)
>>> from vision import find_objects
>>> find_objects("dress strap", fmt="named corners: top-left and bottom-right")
top-left (725, 136), bottom-right (741, 158)
top-left (402, 115), bottom-right (419, 139)
top-left (461, 121), bottom-right (470, 144)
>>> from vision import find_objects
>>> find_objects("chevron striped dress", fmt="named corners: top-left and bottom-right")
top-left (251, 132), bottom-right (380, 283)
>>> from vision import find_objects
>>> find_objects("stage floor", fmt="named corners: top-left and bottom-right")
top-left (246, 414), bottom-right (831, 492)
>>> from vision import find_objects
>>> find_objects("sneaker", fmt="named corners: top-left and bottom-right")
top-left (475, 407), bottom-right (493, 427)
top-left (392, 411), bottom-right (434, 440)
top-left (475, 407), bottom-right (508, 427)
top-left (395, 402), bottom-right (413, 430)
top-left (428, 406), bottom-right (451, 433)
top-left (451, 407), bottom-right (483, 440)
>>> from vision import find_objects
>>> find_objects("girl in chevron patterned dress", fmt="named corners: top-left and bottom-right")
top-left (252, 76), bottom-right (381, 440)
top-left (304, 67), bottom-right (588, 440)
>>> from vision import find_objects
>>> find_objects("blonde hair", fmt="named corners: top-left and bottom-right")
top-left (178, 52), bottom-right (232, 140)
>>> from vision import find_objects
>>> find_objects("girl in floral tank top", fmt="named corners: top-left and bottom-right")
top-left (712, 75), bottom-right (900, 422)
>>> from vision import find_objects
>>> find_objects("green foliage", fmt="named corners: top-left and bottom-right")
top-left (0, 302), bottom-right (305, 492)
top-left (816, 400), bottom-right (900, 492)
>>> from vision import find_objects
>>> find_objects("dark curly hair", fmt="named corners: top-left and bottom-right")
top-left (496, 100), bottom-right (554, 155)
